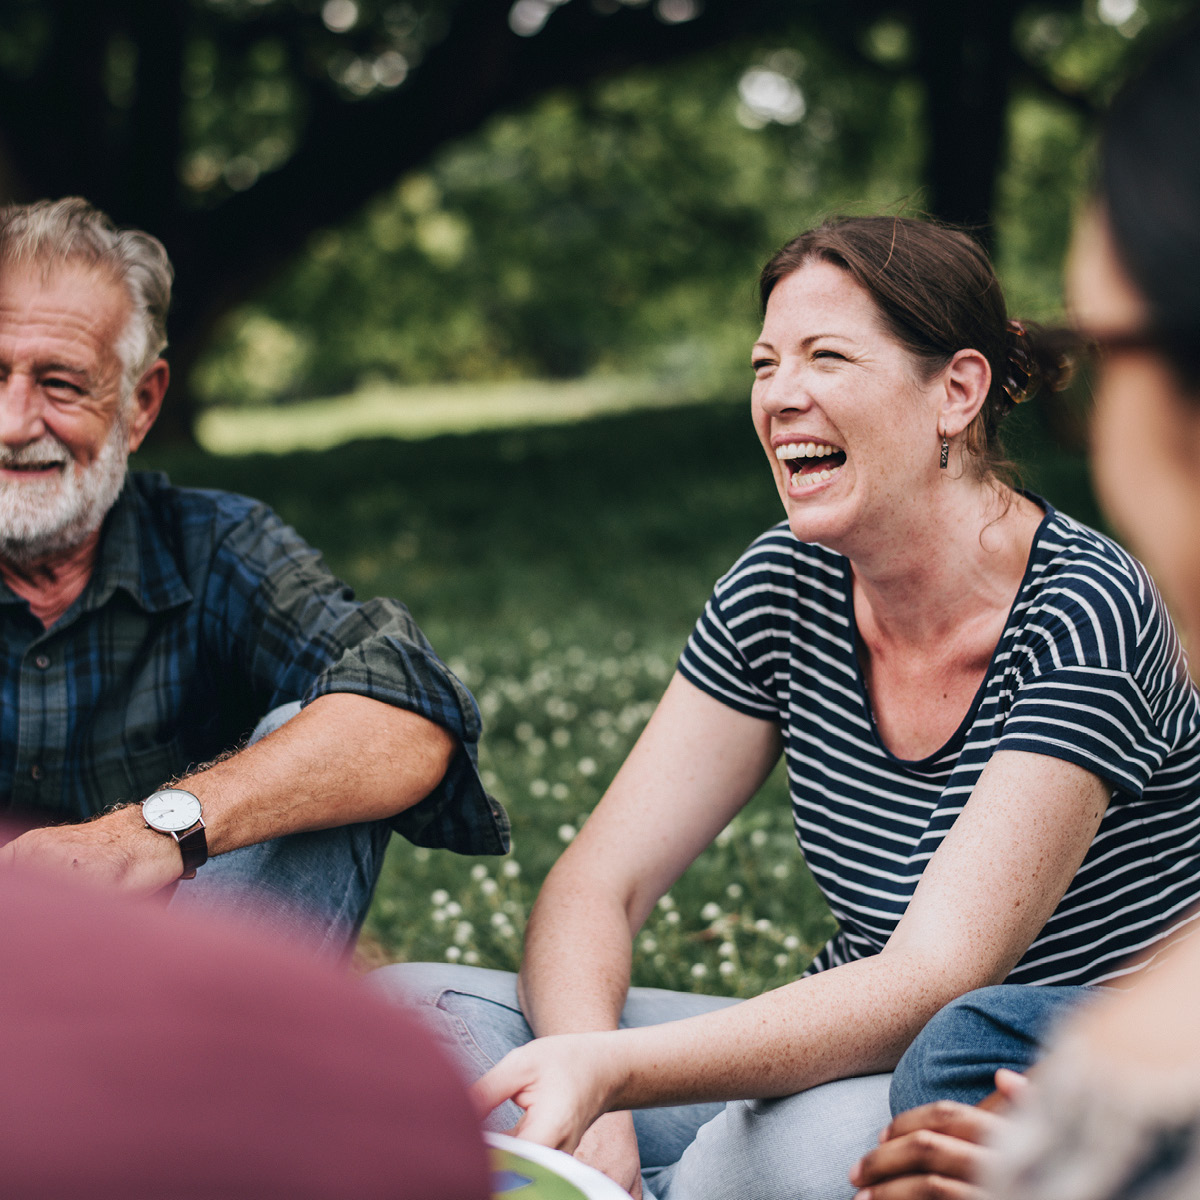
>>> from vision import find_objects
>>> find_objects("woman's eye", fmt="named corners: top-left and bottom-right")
top-left (812, 349), bottom-right (844, 361)
top-left (752, 359), bottom-right (775, 373)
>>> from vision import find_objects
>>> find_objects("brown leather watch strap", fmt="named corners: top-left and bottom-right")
top-left (175, 821), bottom-right (209, 880)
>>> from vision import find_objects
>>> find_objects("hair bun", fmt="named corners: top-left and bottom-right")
top-left (1001, 319), bottom-right (1077, 414)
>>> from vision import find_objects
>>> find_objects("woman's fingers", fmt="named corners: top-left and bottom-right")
top-left (469, 1038), bottom-right (604, 1154)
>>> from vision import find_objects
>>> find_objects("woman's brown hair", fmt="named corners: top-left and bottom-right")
top-left (759, 216), bottom-right (1070, 480)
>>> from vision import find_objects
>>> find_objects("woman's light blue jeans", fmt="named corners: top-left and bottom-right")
top-left (369, 962), bottom-right (893, 1200)
top-left (168, 702), bottom-right (391, 955)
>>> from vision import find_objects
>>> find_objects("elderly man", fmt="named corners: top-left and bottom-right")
top-left (0, 198), bottom-right (507, 949)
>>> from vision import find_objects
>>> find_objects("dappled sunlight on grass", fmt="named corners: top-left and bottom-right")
top-left (198, 375), bottom-right (723, 454)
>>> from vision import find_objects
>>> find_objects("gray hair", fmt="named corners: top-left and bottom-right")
top-left (0, 197), bottom-right (173, 397)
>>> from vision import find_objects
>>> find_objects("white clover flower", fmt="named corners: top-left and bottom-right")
top-left (754, 918), bottom-right (772, 933)
top-left (464, 950), bottom-right (479, 965)
top-left (502, 860), bottom-right (521, 878)
top-left (445, 945), bottom-right (462, 961)
top-left (480, 879), bottom-right (498, 897)
top-left (557, 824), bottom-right (577, 843)
top-left (665, 910), bottom-right (681, 926)
top-left (432, 908), bottom-right (447, 924)
top-left (454, 921), bottom-right (474, 944)
top-left (577, 757), bottom-right (597, 776)
top-left (690, 963), bottom-right (708, 979)
top-left (726, 883), bottom-right (744, 900)
top-left (551, 783), bottom-right (570, 801)
top-left (774, 953), bottom-right (788, 968)
top-left (750, 829), bottom-right (768, 848)
top-left (530, 779), bottom-right (549, 798)
top-left (471, 864), bottom-right (488, 881)
top-left (551, 728), bottom-right (570, 748)
top-left (719, 960), bottom-right (736, 978)
top-left (783, 935), bottom-right (800, 951)
top-left (657, 894), bottom-right (676, 911)
top-left (515, 721), bottom-right (535, 742)
top-left (445, 901), bottom-right (462, 918)
top-left (490, 912), bottom-right (509, 928)
top-left (431, 889), bottom-right (450, 906)
top-left (772, 863), bottom-right (789, 879)
top-left (528, 737), bottom-right (547, 757)
top-left (718, 941), bottom-right (736, 959)
top-left (640, 936), bottom-right (658, 953)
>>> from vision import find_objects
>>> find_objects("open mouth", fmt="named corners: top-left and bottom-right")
top-left (774, 440), bottom-right (847, 487)
top-left (0, 460), bottom-right (67, 475)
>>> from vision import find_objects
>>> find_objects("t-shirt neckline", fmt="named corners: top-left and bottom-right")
top-left (841, 492), bottom-right (1056, 769)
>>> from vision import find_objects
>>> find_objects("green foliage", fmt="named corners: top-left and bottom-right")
top-left (138, 398), bottom-right (1098, 991)
top-left (194, 35), bottom-right (924, 403)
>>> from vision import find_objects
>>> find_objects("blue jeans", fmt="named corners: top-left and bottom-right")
top-left (369, 963), bottom-right (894, 1200)
top-left (889, 984), bottom-right (1094, 1115)
top-left (168, 702), bottom-right (391, 955)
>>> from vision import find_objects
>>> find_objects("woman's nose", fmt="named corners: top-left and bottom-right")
top-left (756, 362), bottom-right (814, 415)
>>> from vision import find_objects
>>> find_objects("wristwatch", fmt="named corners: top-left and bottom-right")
top-left (142, 788), bottom-right (208, 879)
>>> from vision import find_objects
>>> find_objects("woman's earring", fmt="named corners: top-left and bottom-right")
top-left (939, 435), bottom-right (949, 470)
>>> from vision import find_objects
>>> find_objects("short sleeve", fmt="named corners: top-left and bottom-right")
top-left (997, 560), bottom-right (1192, 800)
top-left (676, 530), bottom-right (809, 723)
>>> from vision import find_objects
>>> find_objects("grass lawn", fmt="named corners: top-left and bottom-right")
top-left (140, 395), bottom-right (1100, 994)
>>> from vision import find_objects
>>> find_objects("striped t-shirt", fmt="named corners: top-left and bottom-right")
top-left (677, 501), bottom-right (1200, 986)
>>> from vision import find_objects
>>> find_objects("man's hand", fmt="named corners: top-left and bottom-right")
top-left (850, 1073), bottom-right (1028, 1200)
top-left (573, 1110), bottom-right (643, 1199)
top-left (0, 804), bottom-right (183, 894)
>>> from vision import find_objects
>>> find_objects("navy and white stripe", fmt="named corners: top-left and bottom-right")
top-left (678, 501), bottom-right (1200, 986)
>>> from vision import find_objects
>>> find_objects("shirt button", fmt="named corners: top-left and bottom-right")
top-left (34, 654), bottom-right (50, 670)
top-left (30, 765), bottom-right (43, 781)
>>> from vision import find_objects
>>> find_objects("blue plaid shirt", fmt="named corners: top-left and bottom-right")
top-left (0, 472), bottom-right (509, 854)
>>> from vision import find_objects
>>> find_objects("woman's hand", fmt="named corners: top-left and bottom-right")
top-left (574, 1111), bottom-right (644, 1199)
top-left (472, 1031), bottom-right (623, 1155)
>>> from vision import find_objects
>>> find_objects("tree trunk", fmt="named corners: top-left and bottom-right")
top-left (911, 0), bottom-right (1020, 245)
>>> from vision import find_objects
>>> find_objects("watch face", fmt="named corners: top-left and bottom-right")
top-left (143, 788), bottom-right (202, 833)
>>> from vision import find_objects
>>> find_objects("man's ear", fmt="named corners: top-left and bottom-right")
top-left (937, 348), bottom-right (992, 440)
top-left (127, 359), bottom-right (169, 452)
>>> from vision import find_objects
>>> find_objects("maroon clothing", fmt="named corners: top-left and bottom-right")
top-left (0, 861), bottom-right (489, 1199)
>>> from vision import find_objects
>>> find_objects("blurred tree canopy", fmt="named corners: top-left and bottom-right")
top-left (0, 0), bottom-right (1187, 436)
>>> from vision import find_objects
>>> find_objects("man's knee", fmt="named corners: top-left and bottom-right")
top-left (891, 985), bottom-right (1089, 1114)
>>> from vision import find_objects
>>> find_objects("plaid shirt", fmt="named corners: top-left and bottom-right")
top-left (0, 472), bottom-right (509, 855)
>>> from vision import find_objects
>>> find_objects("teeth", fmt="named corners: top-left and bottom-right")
top-left (789, 465), bottom-right (841, 487)
top-left (774, 442), bottom-right (840, 460)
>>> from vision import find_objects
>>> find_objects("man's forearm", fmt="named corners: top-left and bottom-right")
top-left (180, 692), bottom-right (456, 856)
top-left (0, 693), bottom-right (456, 892)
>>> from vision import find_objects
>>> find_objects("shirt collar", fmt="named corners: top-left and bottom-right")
top-left (80, 473), bottom-right (193, 615)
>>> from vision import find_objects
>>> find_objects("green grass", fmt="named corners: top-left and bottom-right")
top-left (138, 396), bottom-right (1099, 994)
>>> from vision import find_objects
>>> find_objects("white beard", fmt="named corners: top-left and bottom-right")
top-left (0, 410), bottom-right (132, 568)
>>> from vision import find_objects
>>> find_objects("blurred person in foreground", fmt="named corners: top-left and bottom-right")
top-left (851, 21), bottom-right (1200, 1200)
top-left (0, 198), bottom-right (507, 952)
top-left (0, 849), bottom-right (489, 1199)
top-left (374, 210), bottom-right (1200, 1200)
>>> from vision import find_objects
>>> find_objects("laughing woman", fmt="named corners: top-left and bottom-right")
top-left (374, 218), bottom-right (1200, 1200)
